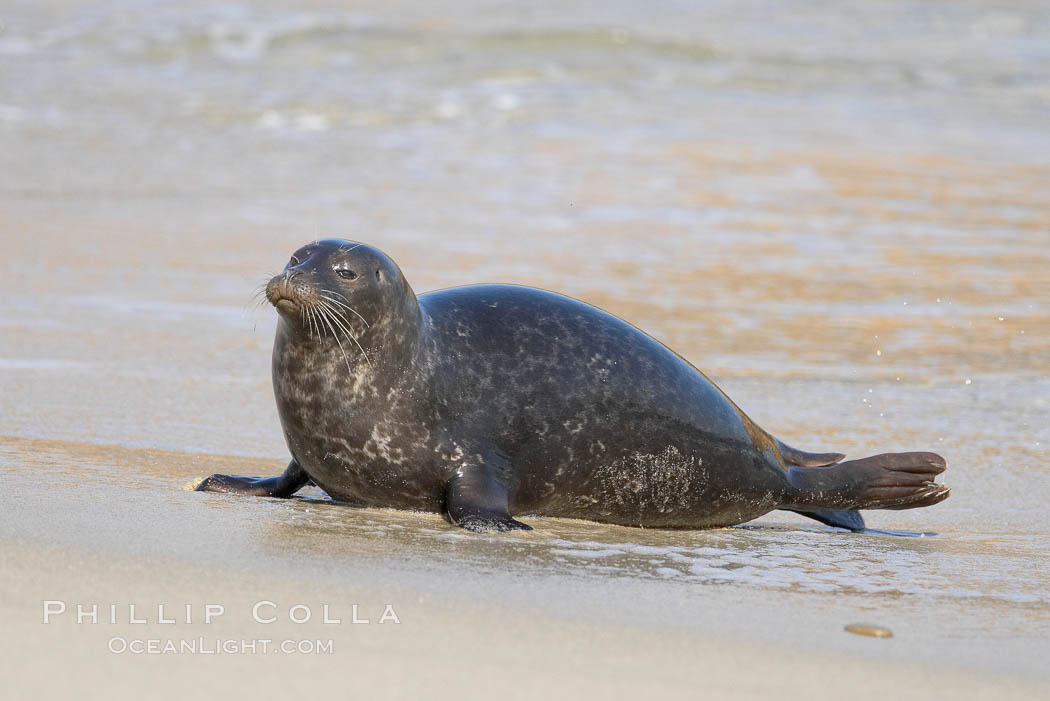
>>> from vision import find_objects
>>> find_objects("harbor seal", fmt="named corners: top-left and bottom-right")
top-left (197, 239), bottom-right (950, 532)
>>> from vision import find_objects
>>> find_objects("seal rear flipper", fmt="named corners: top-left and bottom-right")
top-left (445, 458), bottom-right (532, 533)
top-left (775, 438), bottom-right (846, 467)
top-left (195, 459), bottom-right (309, 498)
top-left (785, 452), bottom-right (950, 511)
top-left (786, 509), bottom-right (866, 531)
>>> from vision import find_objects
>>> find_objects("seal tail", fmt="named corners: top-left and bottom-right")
top-left (784, 452), bottom-right (950, 511)
top-left (773, 440), bottom-right (863, 529)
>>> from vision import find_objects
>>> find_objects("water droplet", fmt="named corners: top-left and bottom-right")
top-left (295, 113), bottom-right (329, 131)
top-left (965, 379), bottom-right (971, 385)
top-left (436, 100), bottom-right (463, 119)
top-left (998, 316), bottom-right (1004, 321)
top-left (257, 110), bottom-right (285, 129)
top-left (493, 93), bottom-right (521, 111)
top-left (876, 350), bottom-right (882, 357)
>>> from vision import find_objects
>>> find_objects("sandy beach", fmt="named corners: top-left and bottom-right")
top-left (2, 1), bottom-right (1049, 697)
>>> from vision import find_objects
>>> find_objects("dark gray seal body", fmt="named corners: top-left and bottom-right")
top-left (198, 239), bottom-right (950, 532)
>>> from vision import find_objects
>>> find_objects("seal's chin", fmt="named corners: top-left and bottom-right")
top-left (274, 298), bottom-right (298, 314)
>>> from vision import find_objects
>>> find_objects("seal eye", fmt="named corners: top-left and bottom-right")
top-left (336, 268), bottom-right (358, 280)
top-left (375, 269), bottom-right (382, 281)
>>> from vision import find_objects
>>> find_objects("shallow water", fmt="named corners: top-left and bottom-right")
top-left (2, 0), bottom-right (1049, 682)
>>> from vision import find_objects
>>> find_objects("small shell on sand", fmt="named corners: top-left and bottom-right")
top-left (844, 623), bottom-right (893, 638)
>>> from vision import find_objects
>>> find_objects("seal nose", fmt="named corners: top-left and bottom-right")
top-left (267, 269), bottom-right (305, 307)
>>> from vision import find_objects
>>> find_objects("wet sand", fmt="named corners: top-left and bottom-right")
top-left (2, 435), bottom-right (1048, 698)
top-left (2, 0), bottom-right (1049, 697)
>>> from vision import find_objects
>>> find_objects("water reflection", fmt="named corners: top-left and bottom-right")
top-left (239, 488), bottom-right (1045, 606)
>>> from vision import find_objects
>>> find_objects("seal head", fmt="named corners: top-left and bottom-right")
top-left (264, 240), bottom-right (421, 371)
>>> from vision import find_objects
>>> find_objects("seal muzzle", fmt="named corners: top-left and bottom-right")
top-left (266, 270), bottom-right (316, 312)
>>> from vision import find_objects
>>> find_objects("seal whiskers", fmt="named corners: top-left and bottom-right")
top-left (315, 302), bottom-right (356, 373)
top-left (320, 289), bottom-right (370, 328)
top-left (246, 272), bottom-right (281, 331)
top-left (317, 298), bottom-right (373, 369)
top-left (311, 307), bottom-right (323, 340)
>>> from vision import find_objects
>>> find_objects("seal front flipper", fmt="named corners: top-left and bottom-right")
top-left (196, 459), bottom-right (310, 498)
top-left (445, 457), bottom-right (532, 533)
